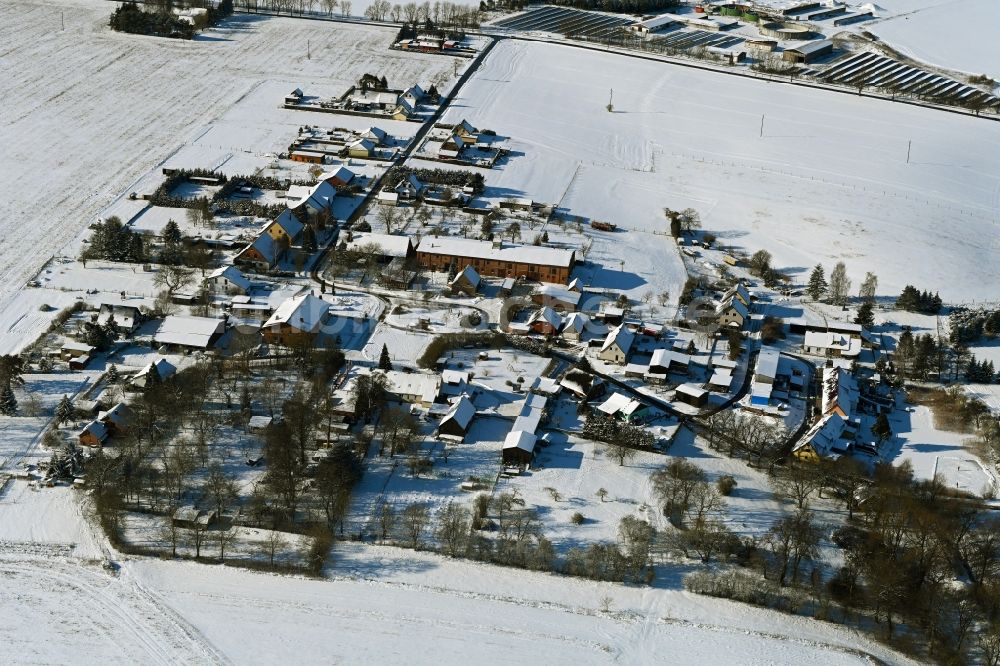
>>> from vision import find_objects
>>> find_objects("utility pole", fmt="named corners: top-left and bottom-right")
top-left (759, 113), bottom-right (765, 138)
top-left (61, 11), bottom-right (65, 31)
top-left (906, 139), bottom-right (911, 164)
top-left (307, 39), bottom-right (311, 59)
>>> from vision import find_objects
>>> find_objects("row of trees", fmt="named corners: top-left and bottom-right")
top-left (806, 262), bottom-right (871, 308)
top-left (895, 284), bottom-right (943, 314)
top-left (83, 217), bottom-right (145, 263)
top-left (109, 1), bottom-right (233, 39)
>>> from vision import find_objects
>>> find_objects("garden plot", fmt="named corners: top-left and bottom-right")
top-left (441, 39), bottom-right (1000, 303)
top-left (888, 404), bottom-right (996, 495)
top-left (0, 0), bottom-right (456, 356)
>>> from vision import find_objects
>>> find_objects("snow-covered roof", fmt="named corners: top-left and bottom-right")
top-left (804, 331), bottom-right (862, 357)
top-left (529, 376), bottom-right (561, 395)
top-left (288, 181), bottom-right (337, 213)
top-left (531, 306), bottom-right (562, 330)
top-left (513, 393), bottom-right (547, 434)
top-left (717, 296), bottom-right (749, 319)
top-left (786, 39), bottom-right (833, 57)
top-left (451, 265), bottom-right (481, 288)
top-left (675, 383), bottom-right (707, 399)
top-left (634, 13), bottom-right (682, 29)
top-left (597, 392), bottom-right (645, 417)
top-left (344, 233), bottom-right (414, 258)
top-left (535, 284), bottom-right (582, 306)
top-left (440, 395), bottom-right (476, 430)
top-left (822, 366), bottom-right (859, 417)
top-left (650, 348), bottom-right (691, 370)
top-left (755, 349), bottom-right (781, 381)
top-left (243, 232), bottom-right (278, 263)
top-left (503, 429), bottom-right (537, 453)
top-left (795, 412), bottom-right (847, 458)
top-left (61, 340), bottom-right (94, 353)
top-left (323, 166), bottom-right (356, 184)
top-left (417, 237), bottom-right (575, 269)
top-left (79, 420), bottom-right (108, 441)
top-left (207, 265), bottom-right (251, 291)
top-left (709, 368), bottom-right (733, 389)
top-left (562, 312), bottom-right (589, 337)
top-left (722, 281), bottom-right (751, 304)
top-left (264, 292), bottom-right (329, 333)
top-left (349, 138), bottom-right (376, 152)
top-left (98, 402), bottom-right (132, 427)
top-left (362, 126), bottom-right (387, 141)
top-left (153, 315), bottom-right (225, 349)
top-left (383, 370), bottom-right (441, 404)
top-left (601, 324), bottom-right (635, 354)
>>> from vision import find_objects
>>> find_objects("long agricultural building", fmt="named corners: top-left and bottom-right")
top-left (416, 237), bottom-right (576, 283)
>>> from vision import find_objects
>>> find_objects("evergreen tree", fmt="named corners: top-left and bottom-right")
top-left (855, 301), bottom-right (875, 329)
top-left (106, 364), bottom-right (120, 385)
top-left (162, 219), bottom-right (182, 245)
top-left (55, 395), bottom-right (74, 426)
top-left (807, 264), bottom-right (827, 301)
top-left (303, 225), bottom-right (318, 253)
top-left (0, 381), bottom-right (17, 416)
top-left (378, 344), bottom-right (392, 372)
top-left (872, 412), bottom-right (892, 443)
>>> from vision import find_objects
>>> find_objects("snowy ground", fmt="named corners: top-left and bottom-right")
top-left (442, 39), bottom-right (1000, 305)
top-left (865, 0), bottom-right (1000, 79)
top-left (0, 0), bottom-right (454, 355)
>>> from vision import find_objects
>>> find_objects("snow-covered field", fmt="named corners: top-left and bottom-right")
top-left (867, 0), bottom-right (1000, 78)
top-left (0, 0), bottom-right (454, 355)
top-left (0, 480), bottom-right (916, 665)
top-left (444, 40), bottom-right (1000, 303)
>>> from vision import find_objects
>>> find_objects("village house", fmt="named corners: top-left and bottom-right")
top-left (97, 303), bottom-right (142, 335)
top-left (441, 369), bottom-right (472, 399)
top-left (803, 331), bottom-right (862, 358)
top-left (821, 366), bottom-right (859, 418)
top-left (290, 150), bottom-right (326, 164)
top-left (513, 393), bottom-right (548, 434)
top-left (322, 165), bottom-right (356, 188)
top-left (416, 237), bottom-right (576, 284)
top-left (722, 281), bottom-right (752, 307)
top-left (60, 341), bottom-right (94, 363)
top-left (343, 232), bottom-right (416, 263)
top-left (532, 284), bottom-right (582, 312)
top-left (394, 174), bottom-right (424, 200)
top-left (598, 324), bottom-right (635, 364)
top-left (172, 506), bottom-right (217, 529)
top-left (561, 312), bottom-right (590, 341)
top-left (674, 383), bottom-right (709, 408)
top-left (450, 265), bottom-right (481, 297)
top-left (153, 315), bottom-right (226, 351)
top-left (708, 367), bottom-right (734, 393)
top-left (502, 430), bottom-right (537, 467)
top-left (361, 126), bottom-right (387, 144)
top-left (285, 88), bottom-right (303, 105)
top-left (382, 370), bottom-right (441, 407)
top-left (287, 181), bottom-right (337, 219)
top-left (262, 292), bottom-right (330, 347)
top-left (235, 233), bottom-right (280, 271)
top-left (528, 376), bottom-right (561, 398)
top-left (596, 392), bottom-right (649, 423)
top-left (438, 395), bottom-right (476, 441)
top-left (793, 413), bottom-right (851, 462)
top-left (439, 134), bottom-right (469, 160)
top-left (205, 265), bottom-right (251, 295)
top-left (130, 358), bottom-right (177, 390)
top-left (98, 402), bottom-right (133, 437)
top-left (717, 296), bottom-right (749, 328)
top-left (529, 306), bottom-right (562, 336)
top-left (78, 420), bottom-right (109, 447)
top-left (265, 209), bottom-right (305, 244)
top-left (347, 138), bottom-right (376, 158)
top-left (749, 348), bottom-right (780, 407)
top-left (560, 369), bottom-right (605, 401)
top-left (649, 348), bottom-right (692, 376)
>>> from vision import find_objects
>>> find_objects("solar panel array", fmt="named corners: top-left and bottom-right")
top-left (491, 6), bottom-right (633, 40)
top-left (817, 51), bottom-right (998, 108)
top-left (649, 29), bottom-right (744, 52)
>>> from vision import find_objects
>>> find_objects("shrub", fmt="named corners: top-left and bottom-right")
top-left (570, 512), bottom-right (585, 525)
top-left (716, 475), bottom-right (737, 496)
